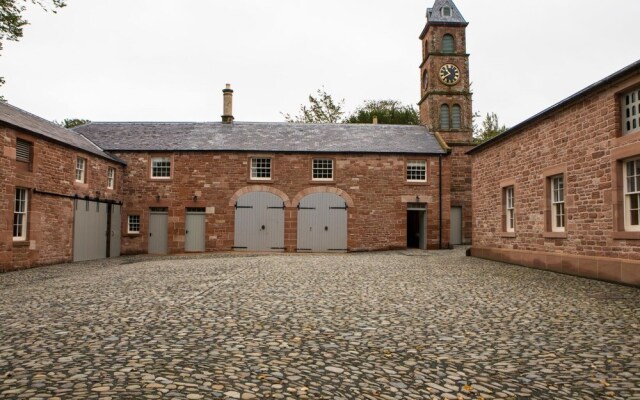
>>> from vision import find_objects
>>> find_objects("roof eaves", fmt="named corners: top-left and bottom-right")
top-left (467, 59), bottom-right (640, 155)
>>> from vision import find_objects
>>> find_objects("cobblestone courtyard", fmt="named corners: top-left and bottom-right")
top-left (1, 248), bottom-right (639, 399)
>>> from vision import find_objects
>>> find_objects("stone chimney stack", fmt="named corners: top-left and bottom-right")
top-left (222, 84), bottom-right (234, 124)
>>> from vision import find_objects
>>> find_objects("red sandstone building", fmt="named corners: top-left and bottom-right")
top-left (469, 60), bottom-right (640, 286)
top-left (1, 0), bottom-right (474, 271)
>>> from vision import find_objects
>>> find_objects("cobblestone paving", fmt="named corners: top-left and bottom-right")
top-left (1, 248), bottom-right (639, 399)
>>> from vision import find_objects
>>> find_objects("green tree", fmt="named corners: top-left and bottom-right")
top-left (346, 100), bottom-right (419, 125)
top-left (55, 118), bottom-right (90, 128)
top-left (282, 87), bottom-right (345, 123)
top-left (0, 0), bottom-right (67, 101)
top-left (473, 112), bottom-right (508, 144)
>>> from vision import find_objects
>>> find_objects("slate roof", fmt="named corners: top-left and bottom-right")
top-left (427, 0), bottom-right (467, 25)
top-left (0, 102), bottom-right (123, 164)
top-left (468, 58), bottom-right (640, 155)
top-left (74, 122), bottom-right (447, 155)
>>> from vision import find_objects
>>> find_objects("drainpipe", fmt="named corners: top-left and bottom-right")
top-left (439, 154), bottom-right (443, 250)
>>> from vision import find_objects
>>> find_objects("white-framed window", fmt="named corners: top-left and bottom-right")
top-left (441, 6), bottom-right (452, 17)
top-left (624, 158), bottom-right (640, 231)
top-left (407, 160), bottom-right (427, 182)
top-left (13, 188), bottom-right (28, 241)
top-left (551, 175), bottom-right (565, 232)
top-left (622, 88), bottom-right (640, 135)
top-left (251, 158), bottom-right (272, 180)
top-left (128, 215), bottom-right (141, 234)
top-left (505, 186), bottom-right (515, 232)
top-left (107, 167), bottom-right (115, 189)
top-left (16, 139), bottom-right (32, 164)
top-left (151, 157), bottom-right (171, 179)
top-left (312, 159), bottom-right (333, 181)
top-left (75, 157), bottom-right (86, 182)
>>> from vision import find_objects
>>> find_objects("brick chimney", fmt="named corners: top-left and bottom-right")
top-left (222, 84), bottom-right (234, 124)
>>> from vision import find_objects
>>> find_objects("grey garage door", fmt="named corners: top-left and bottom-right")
top-left (234, 192), bottom-right (285, 252)
top-left (73, 199), bottom-right (108, 262)
top-left (185, 208), bottom-right (206, 252)
top-left (149, 208), bottom-right (169, 255)
top-left (297, 193), bottom-right (348, 252)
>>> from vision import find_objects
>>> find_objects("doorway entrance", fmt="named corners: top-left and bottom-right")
top-left (406, 203), bottom-right (426, 249)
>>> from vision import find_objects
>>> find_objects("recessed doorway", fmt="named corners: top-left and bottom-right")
top-left (407, 203), bottom-right (426, 249)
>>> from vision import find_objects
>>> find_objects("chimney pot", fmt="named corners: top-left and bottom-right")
top-left (222, 84), bottom-right (234, 124)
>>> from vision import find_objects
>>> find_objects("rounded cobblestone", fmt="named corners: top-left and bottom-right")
top-left (0, 248), bottom-right (638, 399)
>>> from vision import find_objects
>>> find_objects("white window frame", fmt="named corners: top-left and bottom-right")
top-left (128, 215), bottom-right (141, 234)
top-left (441, 6), bottom-right (452, 17)
top-left (75, 157), bottom-right (86, 183)
top-left (312, 159), bottom-right (333, 181)
top-left (505, 186), bottom-right (515, 232)
top-left (13, 188), bottom-right (28, 241)
top-left (551, 175), bottom-right (565, 232)
top-left (151, 157), bottom-right (172, 179)
top-left (624, 158), bottom-right (640, 231)
top-left (407, 160), bottom-right (427, 182)
top-left (107, 167), bottom-right (115, 190)
top-left (622, 88), bottom-right (640, 135)
top-left (250, 158), bottom-right (272, 180)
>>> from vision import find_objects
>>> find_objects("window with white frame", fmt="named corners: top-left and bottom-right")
top-left (312, 159), bottom-right (333, 180)
top-left (151, 157), bottom-right (171, 179)
top-left (128, 215), bottom-right (141, 234)
top-left (505, 186), bottom-right (515, 232)
top-left (625, 158), bottom-right (640, 231)
top-left (13, 188), bottom-right (28, 241)
top-left (407, 160), bottom-right (427, 182)
top-left (622, 88), bottom-right (640, 135)
top-left (107, 167), bottom-right (115, 189)
top-left (551, 175), bottom-right (565, 232)
top-left (251, 158), bottom-right (272, 180)
top-left (441, 6), bottom-right (452, 17)
top-left (75, 157), bottom-right (86, 182)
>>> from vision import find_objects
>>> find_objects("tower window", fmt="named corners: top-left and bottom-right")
top-left (442, 7), bottom-right (452, 17)
top-left (442, 34), bottom-right (455, 53)
top-left (423, 71), bottom-right (428, 92)
top-left (452, 105), bottom-right (462, 129)
top-left (440, 104), bottom-right (450, 130)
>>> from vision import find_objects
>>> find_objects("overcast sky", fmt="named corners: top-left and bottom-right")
top-left (0, 0), bottom-right (638, 128)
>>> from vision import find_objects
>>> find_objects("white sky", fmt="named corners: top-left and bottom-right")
top-left (0, 0), bottom-right (638, 128)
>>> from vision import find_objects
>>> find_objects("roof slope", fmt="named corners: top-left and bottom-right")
top-left (427, 0), bottom-right (467, 25)
top-left (74, 122), bottom-right (447, 155)
top-left (468, 59), bottom-right (640, 155)
top-left (0, 102), bottom-right (123, 163)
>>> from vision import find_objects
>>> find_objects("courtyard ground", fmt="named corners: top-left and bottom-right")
top-left (0, 248), bottom-right (639, 400)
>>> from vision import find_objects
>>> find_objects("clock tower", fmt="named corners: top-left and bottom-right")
top-left (419, 0), bottom-right (473, 245)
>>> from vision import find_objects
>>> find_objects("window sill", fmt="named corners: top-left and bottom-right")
top-left (149, 178), bottom-right (173, 182)
top-left (612, 231), bottom-right (640, 240)
top-left (309, 180), bottom-right (335, 185)
top-left (543, 232), bottom-right (567, 239)
top-left (124, 233), bottom-right (142, 238)
top-left (500, 232), bottom-right (516, 238)
top-left (405, 181), bottom-right (429, 186)
top-left (12, 240), bottom-right (30, 248)
top-left (247, 180), bottom-right (274, 184)
top-left (74, 181), bottom-right (88, 188)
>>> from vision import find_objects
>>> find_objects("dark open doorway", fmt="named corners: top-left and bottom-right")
top-left (407, 206), bottom-right (426, 249)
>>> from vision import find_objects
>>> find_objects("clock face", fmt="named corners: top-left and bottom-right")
top-left (439, 64), bottom-right (460, 85)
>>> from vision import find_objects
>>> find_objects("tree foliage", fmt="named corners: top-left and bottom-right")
top-left (346, 100), bottom-right (419, 125)
top-left (282, 87), bottom-right (345, 123)
top-left (473, 112), bottom-right (508, 144)
top-left (0, 0), bottom-right (67, 100)
top-left (55, 118), bottom-right (90, 129)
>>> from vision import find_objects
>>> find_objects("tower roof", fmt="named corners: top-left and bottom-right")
top-left (426, 0), bottom-right (467, 25)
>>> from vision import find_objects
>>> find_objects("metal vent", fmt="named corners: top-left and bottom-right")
top-left (16, 139), bottom-right (31, 163)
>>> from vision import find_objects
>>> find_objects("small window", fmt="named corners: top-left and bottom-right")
top-left (16, 139), bottom-right (32, 163)
top-left (13, 188), bottom-right (28, 241)
top-left (440, 104), bottom-right (450, 130)
top-left (128, 215), bottom-right (141, 234)
top-left (312, 159), bottom-right (333, 181)
top-left (423, 71), bottom-right (429, 91)
top-left (151, 157), bottom-right (171, 179)
top-left (407, 160), bottom-right (427, 182)
top-left (441, 6), bottom-right (452, 17)
top-left (451, 104), bottom-right (462, 129)
top-left (551, 176), bottom-right (565, 232)
top-left (251, 158), bottom-right (272, 180)
top-left (505, 186), bottom-right (515, 232)
top-left (75, 157), bottom-right (86, 183)
top-left (107, 167), bottom-right (116, 190)
top-left (625, 158), bottom-right (640, 231)
top-left (622, 88), bottom-right (640, 135)
top-left (442, 34), bottom-right (455, 53)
